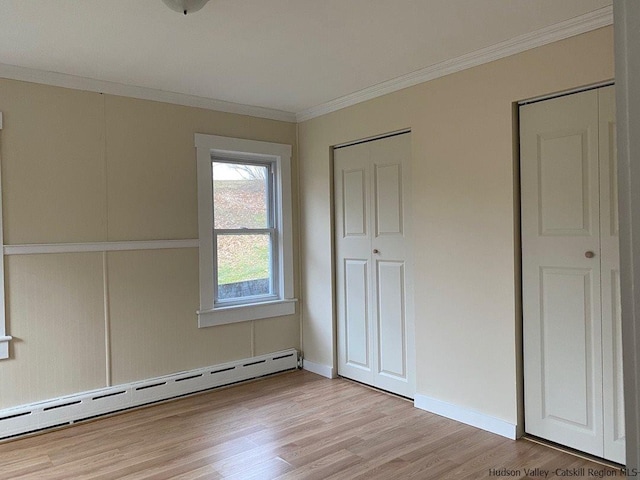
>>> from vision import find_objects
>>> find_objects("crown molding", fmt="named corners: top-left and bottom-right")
top-left (296, 6), bottom-right (613, 122)
top-left (0, 5), bottom-right (613, 125)
top-left (0, 63), bottom-right (296, 123)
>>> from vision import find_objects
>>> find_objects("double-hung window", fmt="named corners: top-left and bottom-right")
top-left (195, 134), bottom-right (295, 327)
top-left (212, 159), bottom-right (276, 302)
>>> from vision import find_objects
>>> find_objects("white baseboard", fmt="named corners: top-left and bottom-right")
top-left (414, 394), bottom-right (517, 440)
top-left (302, 359), bottom-right (335, 379)
top-left (0, 349), bottom-right (298, 441)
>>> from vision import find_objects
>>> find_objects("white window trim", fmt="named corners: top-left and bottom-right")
top-left (0, 112), bottom-right (11, 360)
top-left (195, 133), bottom-right (296, 327)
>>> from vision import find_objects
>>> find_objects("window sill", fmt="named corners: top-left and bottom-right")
top-left (197, 299), bottom-right (297, 327)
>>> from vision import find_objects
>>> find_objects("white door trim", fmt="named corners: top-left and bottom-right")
top-left (614, 1), bottom-right (640, 472)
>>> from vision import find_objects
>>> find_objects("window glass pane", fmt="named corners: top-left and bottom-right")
top-left (213, 162), bottom-right (269, 229)
top-left (217, 234), bottom-right (272, 300)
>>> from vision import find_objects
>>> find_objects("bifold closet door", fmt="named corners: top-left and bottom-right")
top-left (521, 85), bottom-right (624, 463)
top-left (334, 133), bottom-right (414, 398)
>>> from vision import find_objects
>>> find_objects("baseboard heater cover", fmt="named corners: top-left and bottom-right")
top-left (0, 349), bottom-right (298, 441)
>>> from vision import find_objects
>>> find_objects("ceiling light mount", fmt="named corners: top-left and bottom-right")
top-left (162, 0), bottom-right (210, 16)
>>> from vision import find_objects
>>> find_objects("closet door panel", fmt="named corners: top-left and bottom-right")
top-left (335, 143), bottom-right (375, 386)
top-left (521, 89), bottom-right (604, 457)
top-left (600, 85), bottom-right (625, 464)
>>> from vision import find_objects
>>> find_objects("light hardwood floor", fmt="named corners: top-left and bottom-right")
top-left (0, 370), bottom-right (622, 479)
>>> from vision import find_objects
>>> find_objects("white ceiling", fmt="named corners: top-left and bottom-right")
top-left (0, 0), bottom-right (612, 120)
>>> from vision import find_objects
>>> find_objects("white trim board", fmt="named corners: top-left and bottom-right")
top-left (614, 0), bottom-right (640, 471)
top-left (0, 349), bottom-right (299, 441)
top-left (0, 337), bottom-right (9, 361)
top-left (302, 359), bottom-right (336, 379)
top-left (414, 394), bottom-right (518, 440)
top-left (3, 239), bottom-right (199, 256)
top-left (296, 6), bottom-right (613, 122)
top-left (0, 63), bottom-right (296, 123)
top-left (0, 116), bottom-right (9, 360)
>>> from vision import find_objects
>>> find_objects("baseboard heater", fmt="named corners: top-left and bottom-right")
top-left (0, 348), bottom-right (298, 441)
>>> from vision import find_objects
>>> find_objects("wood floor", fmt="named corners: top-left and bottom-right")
top-left (0, 370), bottom-right (622, 479)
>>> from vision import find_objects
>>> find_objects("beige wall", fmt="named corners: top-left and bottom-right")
top-left (0, 26), bottom-right (615, 420)
top-left (298, 27), bottom-right (614, 424)
top-left (0, 79), bottom-right (299, 409)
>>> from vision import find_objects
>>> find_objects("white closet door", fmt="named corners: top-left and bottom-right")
top-left (521, 89), bottom-right (604, 457)
top-left (335, 141), bottom-right (375, 387)
top-left (599, 85), bottom-right (625, 464)
top-left (334, 133), bottom-right (414, 398)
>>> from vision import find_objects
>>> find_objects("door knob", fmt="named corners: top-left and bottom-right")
top-left (373, 249), bottom-right (380, 254)
top-left (585, 251), bottom-right (595, 259)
